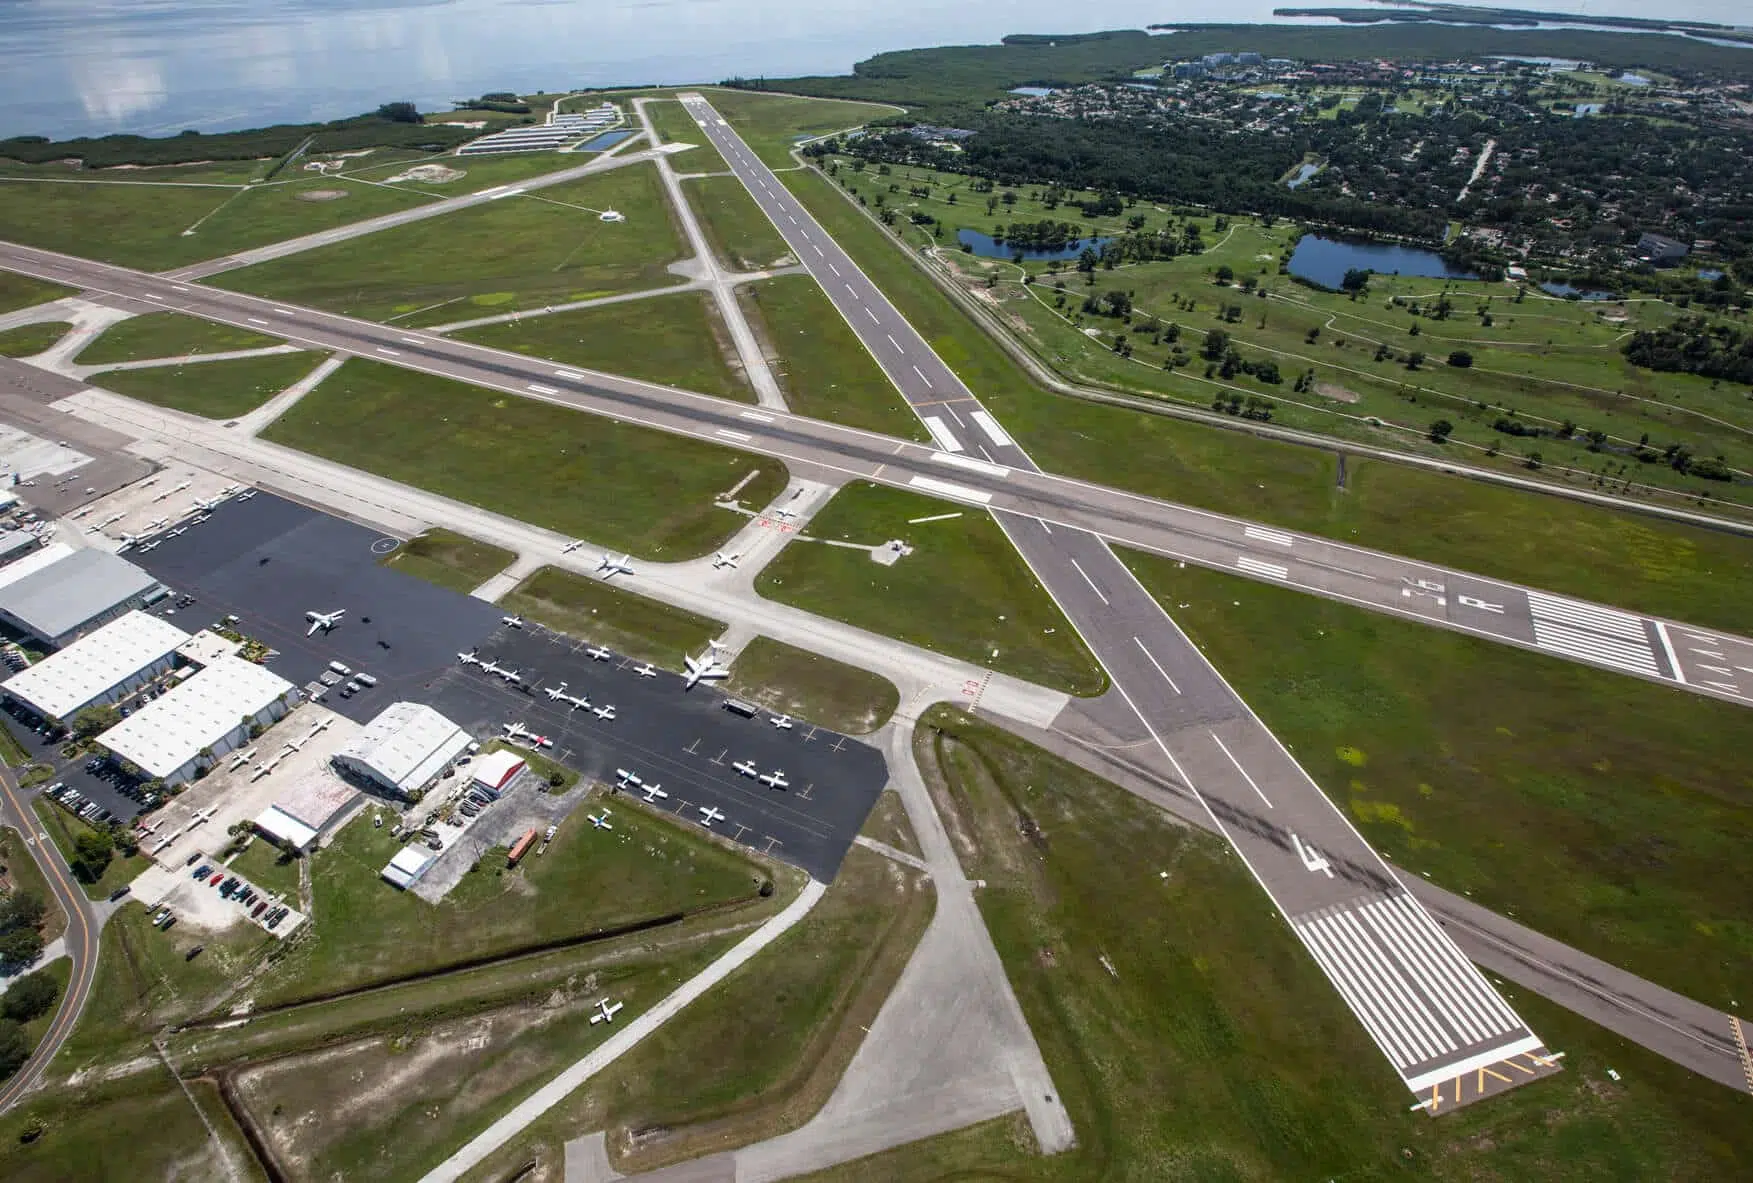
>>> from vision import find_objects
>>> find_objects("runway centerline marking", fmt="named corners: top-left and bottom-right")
top-left (1132, 636), bottom-right (1181, 694)
top-left (1068, 558), bottom-right (1108, 605)
top-left (911, 364), bottom-right (934, 389)
top-left (1209, 732), bottom-right (1273, 808)
top-left (375, 347), bottom-right (401, 357)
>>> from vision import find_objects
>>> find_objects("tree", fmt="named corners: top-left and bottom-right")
top-left (1, 970), bottom-right (57, 1023)
top-left (376, 101), bottom-right (421, 124)
top-left (1447, 350), bottom-right (1473, 368)
top-left (1429, 419), bottom-right (1454, 443)
top-left (1341, 268), bottom-right (1371, 293)
top-left (0, 928), bottom-right (42, 974)
top-left (71, 830), bottom-right (113, 884)
top-left (0, 1020), bottom-right (26, 1080)
top-left (0, 891), bottom-right (44, 934)
top-left (69, 705), bottom-right (120, 739)
top-left (1200, 329), bottom-right (1230, 361)
top-left (1214, 264), bottom-right (1235, 284)
top-left (1406, 350), bottom-right (1426, 371)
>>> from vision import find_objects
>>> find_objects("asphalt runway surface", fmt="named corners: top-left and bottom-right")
top-left (122, 491), bottom-right (885, 881)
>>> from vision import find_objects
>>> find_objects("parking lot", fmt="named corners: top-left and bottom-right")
top-left (132, 856), bottom-right (307, 939)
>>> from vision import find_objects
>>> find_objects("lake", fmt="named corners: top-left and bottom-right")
top-left (1287, 234), bottom-right (1476, 290)
top-left (1540, 281), bottom-right (1618, 301)
top-left (3, 0), bottom-right (1742, 141)
top-left (957, 228), bottom-right (1113, 262)
top-left (1285, 162), bottom-right (1319, 189)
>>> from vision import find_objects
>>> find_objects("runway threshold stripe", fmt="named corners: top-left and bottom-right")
top-left (907, 475), bottom-right (991, 505)
top-left (738, 410), bottom-right (774, 423)
top-left (1361, 900), bottom-right (1494, 1044)
top-left (1244, 525), bottom-right (1294, 547)
top-left (247, 317), bottom-right (269, 326)
top-left (1385, 896), bottom-right (1520, 1032)
top-left (527, 383), bottom-right (559, 395)
top-left (1299, 919), bottom-right (1419, 1068)
top-left (554, 370), bottom-right (587, 381)
top-left (1236, 556), bottom-right (1289, 580)
top-left (932, 452), bottom-right (1008, 478)
top-left (1526, 590), bottom-right (1646, 641)
top-left (375, 347), bottom-right (401, 357)
top-left (1324, 912), bottom-right (1454, 1060)
top-left (1530, 621), bottom-right (1660, 675)
top-left (715, 428), bottom-right (751, 442)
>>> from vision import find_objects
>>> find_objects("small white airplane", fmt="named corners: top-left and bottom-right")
top-left (712, 551), bottom-right (740, 569)
top-left (140, 540), bottom-right (160, 552)
top-left (588, 811), bottom-right (613, 830)
top-left (167, 526), bottom-right (186, 537)
top-left (641, 783), bottom-right (669, 803)
top-left (592, 704), bottom-right (617, 721)
top-left (237, 489), bottom-right (257, 501)
top-left (562, 539), bottom-right (584, 554)
top-left (502, 720), bottom-right (532, 741)
top-left (544, 681), bottom-right (570, 701)
top-left (189, 494), bottom-right (225, 514)
top-left (305, 609), bottom-right (345, 636)
top-left (478, 658), bottom-right (507, 678)
top-left (771, 506), bottom-right (800, 521)
top-left (562, 692), bottom-right (592, 711)
top-left (589, 997), bottom-right (624, 1024)
top-left (146, 517), bottom-right (168, 531)
top-left (683, 642), bottom-right (729, 690)
top-left (732, 759), bottom-right (758, 778)
top-left (117, 532), bottom-right (140, 551)
top-left (698, 805), bottom-right (725, 826)
top-left (596, 552), bottom-right (635, 579)
top-left (632, 663), bottom-right (657, 678)
top-left (615, 768), bottom-right (642, 788)
top-left (502, 614), bottom-right (524, 629)
top-left (769, 714), bottom-right (794, 730)
top-left (586, 645), bottom-right (613, 661)
top-left (759, 769), bottom-right (789, 790)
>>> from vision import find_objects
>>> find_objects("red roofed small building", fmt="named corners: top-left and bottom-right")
top-left (472, 748), bottom-right (526, 798)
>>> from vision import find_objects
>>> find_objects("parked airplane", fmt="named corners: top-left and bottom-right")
top-left (712, 551), bottom-right (740, 569)
top-left (502, 614), bottom-right (524, 629)
top-left (683, 642), bottom-right (729, 690)
top-left (596, 552), bottom-right (635, 579)
top-left (478, 658), bottom-right (507, 678)
top-left (641, 784), bottom-right (669, 803)
top-left (140, 541), bottom-right (160, 552)
top-left (632, 663), bottom-right (656, 678)
top-left (771, 507), bottom-right (800, 521)
top-left (116, 532), bottom-right (140, 551)
top-left (561, 692), bottom-right (592, 711)
top-left (167, 527), bottom-right (186, 538)
top-left (732, 759), bottom-right (758, 778)
top-left (759, 769), bottom-right (789, 790)
top-left (592, 704), bottom-right (617, 721)
top-left (615, 768), bottom-right (642, 788)
top-left (501, 669), bottom-right (524, 687)
top-left (698, 805), bottom-right (725, 826)
top-left (305, 609), bottom-right (345, 636)
top-left (146, 518), bottom-right (168, 531)
top-left (586, 645), bottom-right (613, 661)
top-left (502, 721), bottom-right (532, 741)
top-left (589, 811), bottom-right (614, 831)
top-left (237, 489), bottom-right (257, 501)
top-left (562, 539), bottom-right (584, 554)
top-left (589, 998), bottom-right (624, 1024)
top-left (544, 681), bottom-right (570, 701)
top-left (189, 494), bottom-right (225, 514)
top-left (769, 714), bottom-right (794, 730)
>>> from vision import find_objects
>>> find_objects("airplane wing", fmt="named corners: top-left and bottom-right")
top-left (307, 621), bottom-right (321, 636)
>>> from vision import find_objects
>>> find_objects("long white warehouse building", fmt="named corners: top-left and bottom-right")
top-left (2, 610), bottom-right (189, 723)
top-left (98, 655), bottom-right (297, 784)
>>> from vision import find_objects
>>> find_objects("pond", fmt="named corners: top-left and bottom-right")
top-left (1539, 281), bottom-right (1618, 301)
top-left (956, 228), bottom-right (1114, 262)
top-left (580, 130), bottom-right (636, 151)
top-left (1286, 162), bottom-right (1319, 189)
top-left (1287, 234), bottom-right (1477, 290)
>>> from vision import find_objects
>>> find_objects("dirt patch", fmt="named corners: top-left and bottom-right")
top-left (1314, 381), bottom-right (1361, 403)
top-left (295, 188), bottom-right (349, 202)
top-left (385, 163), bottom-right (466, 185)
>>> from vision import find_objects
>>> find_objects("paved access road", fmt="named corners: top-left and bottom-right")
top-left (0, 765), bottom-right (99, 1112)
top-left (1, 241), bottom-right (1747, 713)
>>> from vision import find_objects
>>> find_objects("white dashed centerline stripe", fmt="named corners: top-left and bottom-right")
top-left (828, 262), bottom-right (841, 276)
top-left (911, 364), bottom-right (934, 389)
top-left (375, 347), bottom-right (400, 357)
top-left (1068, 558), bottom-right (1108, 605)
top-left (1132, 636), bottom-right (1181, 694)
top-left (1208, 732), bottom-right (1272, 808)
top-left (886, 333), bottom-right (901, 351)
top-left (864, 308), bottom-right (879, 324)
top-left (813, 244), bottom-right (824, 256)
top-left (246, 317), bottom-right (269, 325)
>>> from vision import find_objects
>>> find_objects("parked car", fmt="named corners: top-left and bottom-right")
top-left (107, 885), bottom-right (130, 902)
top-left (252, 901), bottom-right (268, 919)
top-left (185, 945), bottom-right (203, 960)
top-left (185, 852), bottom-right (201, 867)
top-left (209, 873), bottom-right (224, 887)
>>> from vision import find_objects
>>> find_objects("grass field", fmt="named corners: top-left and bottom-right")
top-left (723, 637), bottom-right (900, 734)
top-left (1, 824), bottom-right (66, 942)
top-left (92, 351), bottom-right (317, 420)
top-left (262, 359), bottom-right (785, 559)
top-left (0, 174), bottom-right (436, 271)
top-left (0, 322), bottom-right (69, 358)
top-left (705, 90), bottom-right (899, 168)
top-left (380, 528), bottom-right (514, 594)
top-left (787, 707), bottom-right (1753, 1183)
top-left (501, 567), bottom-right (724, 669)
top-left (224, 836), bottom-right (303, 901)
top-left (252, 799), bottom-right (765, 1007)
top-left (783, 166), bottom-right (1753, 632)
top-left (214, 163), bottom-right (686, 325)
top-left (642, 99), bottom-right (730, 173)
top-left (0, 271), bottom-right (73, 314)
top-left (756, 482), bottom-right (1105, 695)
top-left (336, 149), bottom-right (594, 192)
top-left (739, 274), bottom-right (928, 440)
top-left (452, 290), bottom-right (755, 403)
top-left (0, 1073), bottom-right (236, 1182)
top-left (683, 174), bottom-right (791, 271)
top-left (1123, 549), bottom-right (1753, 1007)
top-left (74, 311), bottom-right (282, 365)
top-left (30, 799), bottom-right (148, 902)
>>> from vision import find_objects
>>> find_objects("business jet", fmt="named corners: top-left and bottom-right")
top-left (769, 714), bottom-right (794, 730)
top-left (596, 552), bottom-right (635, 579)
top-left (562, 539), bottom-right (584, 554)
top-left (586, 645), bottom-right (613, 661)
top-left (759, 769), bottom-right (790, 790)
top-left (732, 759), bottom-right (758, 778)
top-left (544, 681), bottom-right (570, 701)
top-left (632, 663), bottom-right (657, 678)
top-left (588, 811), bottom-right (613, 831)
top-left (305, 609), bottom-right (345, 636)
top-left (712, 551), bottom-right (740, 570)
top-left (592, 704), bottom-right (617, 721)
top-left (683, 642), bottom-right (729, 690)
top-left (641, 784), bottom-right (669, 803)
top-left (698, 805), bottom-right (725, 826)
top-left (615, 768), bottom-right (642, 789)
top-left (589, 998), bottom-right (624, 1024)
top-left (502, 614), bottom-right (524, 629)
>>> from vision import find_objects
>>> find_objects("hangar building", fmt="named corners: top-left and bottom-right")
top-left (255, 770), bottom-right (360, 853)
top-left (2, 611), bottom-right (189, 724)
top-left (0, 544), bottom-right (166, 649)
top-left (98, 655), bottom-right (298, 785)
top-left (471, 748), bottom-right (526, 799)
top-left (332, 701), bottom-right (470, 798)
top-left (381, 845), bottom-right (438, 889)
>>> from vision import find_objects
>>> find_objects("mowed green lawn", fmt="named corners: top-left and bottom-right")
top-left (75, 311), bottom-right (282, 364)
top-left (0, 175), bottom-right (435, 271)
top-left (252, 801), bottom-right (765, 1007)
top-left (703, 89), bottom-right (898, 168)
top-left (757, 481), bottom-right (1105, 695)
top-left (379, 527), bottom-right (514, 594)
top-left (262, 359), bottom-right (785, 559)
top-left (94, 351), bottom-right (318, 420)
top-left (684, 174), bottom-right (791, 271)
top-left (0, 322), bottom-right (69, 357)
top-left (783, 166), bottom-right (1753, 633)
top-left (214, 162), bottom-right (686, 325)
top-left (0, 1074), bottom-right (235, 1183)
top-left (0, 271), bottom-right (72, 314)
top-left (453, 290), bottom-right (755, 403)
top-left (642, 99), bottom-right (730, 173)
top-left (1123, 550), bottom-right (1753, 1007)
top-left (740, 275), bottom-right (926, 440)
top-left (795, 708), bottom-right (1753, 1183)
top-left (502, 567), bottom-right (724, 669)
top-left (724, 637), bottom-right (900, 734)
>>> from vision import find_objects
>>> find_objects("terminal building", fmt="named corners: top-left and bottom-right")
top-left (97, 655), bottom-right (298, 785)
top-left (0, 543), bottom-right (166, 649)
top-left (1, 610), bottom-right (189, 725)
top-left (331, 701), bottom-right (471, 798)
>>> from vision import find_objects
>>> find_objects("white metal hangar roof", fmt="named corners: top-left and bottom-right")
top-left (1, 611), bottom-right (189, 720)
